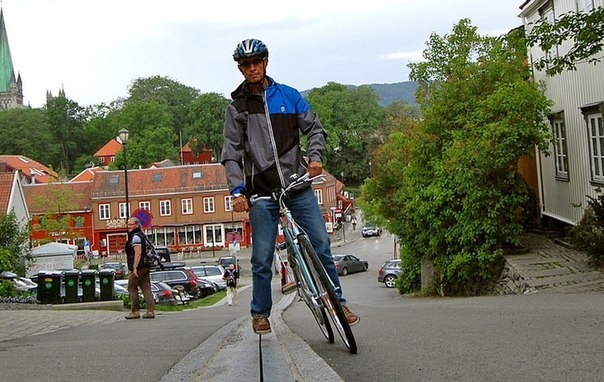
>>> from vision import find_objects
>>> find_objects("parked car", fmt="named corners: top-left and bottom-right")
top-left (332, 255), bottom-right (369, 276)
top-left (217, 256), bottom-right (241, 272)
top-left (149, 268), bottom-right (201, 298)
top-left (190, 265), bottom-right (227, 290)
top-left (150, 281), bottom-right (178, 305)
top-left (102, 262), bottom-right (127, 279)
top-left (377, 259), bottom-right (402, 288)
top-left (196, 277), bottom-right (219, 297)
top-left (361, 223), bottom-right (382, 237)
top-left (1, 271), bottom-right (37, 293)
top-left (115, 279), bottom-right (150, 303)
top-left (153, 246), bottom-right (171, 262)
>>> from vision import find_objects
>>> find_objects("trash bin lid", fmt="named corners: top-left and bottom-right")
top-left (81, 269), bottom-right (97, 275)
top-left (98, 269), bottom-right (115, 275)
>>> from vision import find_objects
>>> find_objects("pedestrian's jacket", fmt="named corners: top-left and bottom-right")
top-left (125, 228), bottom-right (149, 271)
top-left (221, 76), bottom-right (327, 197)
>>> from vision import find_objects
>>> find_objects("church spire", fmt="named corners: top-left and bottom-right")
top-left (0, 8), bottom-right (16, 93)
top-left (0, 7), bottom-right (24, 109)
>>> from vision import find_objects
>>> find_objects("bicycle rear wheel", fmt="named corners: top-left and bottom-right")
top-left (290, 246), bottom-right (334, 343)
top-left (298, 234), bottom-right (357, 354)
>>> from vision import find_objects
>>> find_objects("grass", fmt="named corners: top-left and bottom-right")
top-left (155, 290), bottom-right (226, 312)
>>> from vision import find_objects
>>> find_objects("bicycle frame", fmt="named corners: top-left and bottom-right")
top-left (251, 174), bottom-right (357, 353)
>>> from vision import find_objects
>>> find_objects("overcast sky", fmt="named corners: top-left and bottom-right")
top-left (3, 0), bottom-right (524, 108)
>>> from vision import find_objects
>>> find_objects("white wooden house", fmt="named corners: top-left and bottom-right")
top-left (519, 0), bottom-right (604, 226)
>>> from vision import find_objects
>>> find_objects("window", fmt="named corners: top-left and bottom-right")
top-left (110, 156), bottom-right (115, 163)
top-left (225, 196), bottom-right (233, 212)
top-left (182, 198), bottom-right (193, 215)
top-left (139, 201), bottom-right (151, 211)
top-left (540, 3), bottom-right (558, 64)
top-left (587, 113), bottom-right (604, 183)
top-left (119, 202), bottom-right (129, 218)
top-left (205, 224), bottom-right (223, 246)
top-left (152, 173), bottom-right (162, 182)
top-left (550, 112), bottom-right (569, 180)
top-left (314, 189), bottom-right (323, 205)
top-left (99, 204), bottom-right (110, 220)
top-left (581, 102), bottom-right (604, 184)
top-left (192, 172), bottom-right (202, 179)
top-left (577, 0), bottom-right (594, 13)
top-left (160, 200), bottom-right (172, 216)
top-left (73, 216), bottom-right (84, 228)
top-left (178, 225), bottom-right (203, 245)
top-left (203, 197), bottom-right (215, 213)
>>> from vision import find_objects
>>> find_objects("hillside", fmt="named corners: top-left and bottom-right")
top-left (302, 81), bottom-right (418, 107)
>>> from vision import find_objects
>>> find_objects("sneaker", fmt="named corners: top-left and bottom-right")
top-left (142, 311), bottom-right (155, 319)
top-left (252, 316), bottom-right (272, 334)
top-left (342, 306), bottom-right (360, 326)
top-left (281, 281), bottom-right (297, 294)
top-left (125, 311), bottom-right (140, 320)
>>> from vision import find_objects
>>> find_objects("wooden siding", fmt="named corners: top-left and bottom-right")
top-left (521, 0), bottom-right (604, 224)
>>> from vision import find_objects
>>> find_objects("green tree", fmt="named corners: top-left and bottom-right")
top-left (45, 89), bottom-right (85, 176)
top-left (184, 92), bottom-right (230, 160)
top-left (362, 20), bottom-right (551, 295)
top-left (112, 126), bottom-right (179, 169)
top-left (0, 211), bottom-right (30, 275)
top-left (526, 6), bottom-right (604, 75)
top-left (306, 83), bottom-right (386, 184)
top-left (30, 184), bottom-right (81, 246)
top-left (126, 75), bottom-right (200, 135)
top-left (0, 107), bottom-right (61, 168)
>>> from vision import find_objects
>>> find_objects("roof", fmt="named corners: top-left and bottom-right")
top-left (0, 155), bottom-right (59, 183)
top-left (0, 171), bottom-right (16, 213)
top-left (94, 139), bottom-right (122, 157)
top-left (91, 163), bottom-right (229, 199)
top-left (31, 242), bottom-right (77, 257)
top-left (148, 159), bottom-right (177, 168)
top-left (23, 181), bottom-right (94, 214)
top-left (70, 166), bottom-right (104, 182)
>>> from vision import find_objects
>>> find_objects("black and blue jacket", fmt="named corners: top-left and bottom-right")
top-left (221, 76), bottom-right (327, 196)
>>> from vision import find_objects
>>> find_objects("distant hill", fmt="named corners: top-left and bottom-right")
top-left (302, 81), bottom-right (418, 107)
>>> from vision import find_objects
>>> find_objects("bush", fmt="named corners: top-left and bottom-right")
top-left (0, 280), bottom-right (17, 297)
top-left (570, 188), bottom-right (604, 266)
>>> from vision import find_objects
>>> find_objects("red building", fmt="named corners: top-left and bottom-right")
top-left (23, 181), bottom-right (94, 257)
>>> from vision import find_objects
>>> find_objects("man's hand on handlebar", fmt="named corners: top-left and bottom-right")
top-left (307, 160), bottom-right (323, 178)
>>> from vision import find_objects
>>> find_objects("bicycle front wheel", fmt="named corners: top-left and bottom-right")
top-left (298, 234), bottom-right (357, 354)
top-left (290, 250), bottom-right (334, 343)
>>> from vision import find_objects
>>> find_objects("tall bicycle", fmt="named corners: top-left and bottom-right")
top-left (250, 174), bottom-right (357, 354)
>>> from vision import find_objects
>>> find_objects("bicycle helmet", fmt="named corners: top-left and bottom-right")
top-left (233, 39), bottom-right (269, 61)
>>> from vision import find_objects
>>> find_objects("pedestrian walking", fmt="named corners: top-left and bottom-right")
top-left (125, 217), bottom-right (155, 319)
top-left (223, 263), bottom-right (239, 306)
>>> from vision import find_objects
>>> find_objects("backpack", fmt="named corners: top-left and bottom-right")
top-left (141, 235), bottom-right (164, 270)
top-left (226, 270), bottom-right (237, 287)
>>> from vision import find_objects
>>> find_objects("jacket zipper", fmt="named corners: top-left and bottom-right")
top-left (264, 90), bottom-right (286, 188)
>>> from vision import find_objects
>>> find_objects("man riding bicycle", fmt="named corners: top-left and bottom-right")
top-left (221, 38), bottom-right (360, 334)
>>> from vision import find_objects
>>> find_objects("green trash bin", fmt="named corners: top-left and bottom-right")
top-left (98, 269), bottom-right (115, 301)
top-left (63, 270), bottom-right (80, 303)
top-left (37, 271), bottom-right (62, 304)
top-left (80, 270), bottom-right (97, 302)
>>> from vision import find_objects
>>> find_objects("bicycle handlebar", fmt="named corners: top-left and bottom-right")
top-left (249, 173), bottom-right (324, 205)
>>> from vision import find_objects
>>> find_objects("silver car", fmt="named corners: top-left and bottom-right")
top-left (190, 265), bottom-right (227, 290)
top-left (377, 259), bottom-right (401, 288)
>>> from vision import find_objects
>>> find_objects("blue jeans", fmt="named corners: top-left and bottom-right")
top-left (249, 186), bottom-right (346, 317)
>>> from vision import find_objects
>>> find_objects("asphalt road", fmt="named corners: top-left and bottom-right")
top-left (283, 232), bottom-right (604, 381)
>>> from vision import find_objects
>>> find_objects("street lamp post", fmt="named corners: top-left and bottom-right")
top-left (118, 129), bottom-right (130, 218)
